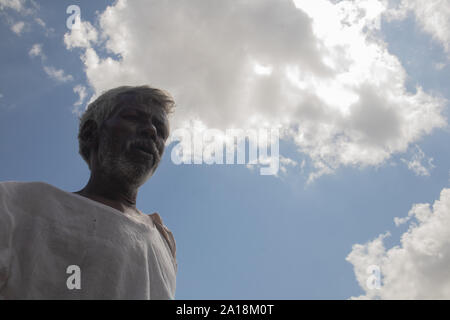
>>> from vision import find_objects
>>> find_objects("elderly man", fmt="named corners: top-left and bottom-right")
top-left (0, 85), bottom-right (177, 299)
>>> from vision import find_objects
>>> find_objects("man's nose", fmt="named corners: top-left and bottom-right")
top-left (138, 120), bottom-right (157, 139)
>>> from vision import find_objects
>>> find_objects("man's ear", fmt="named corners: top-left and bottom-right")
top-left (79, 119), bottom-right (99, 147)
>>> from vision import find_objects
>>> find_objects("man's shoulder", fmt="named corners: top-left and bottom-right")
top-left (0, 181), bottom-right (73, 214)
top-left (149, 212), bottom-right (177, 263)
top-left (0, 180), bottom-right (38, 187)
top-left (0, 180), bottom-right (49, 194)
top-left (0, 181), bottom-right (63, 197)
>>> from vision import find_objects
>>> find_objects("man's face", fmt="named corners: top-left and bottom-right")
top-left (95, 93), bottom-right (170, 187)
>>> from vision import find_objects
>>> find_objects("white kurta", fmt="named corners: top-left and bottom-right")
top-left (0, 181), bottom-right (177, 299)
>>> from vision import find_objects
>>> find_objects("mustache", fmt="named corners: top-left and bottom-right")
top-left (127, 139), bottom-right (160, 160)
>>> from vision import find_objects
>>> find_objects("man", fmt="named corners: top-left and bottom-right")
top-left (0, 85), bottom-right (177, 299)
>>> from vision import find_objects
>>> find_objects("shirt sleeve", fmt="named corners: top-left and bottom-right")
top-left (0, 183), bottom-right (15, 291)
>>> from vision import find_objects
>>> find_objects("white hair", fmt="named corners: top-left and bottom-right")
top-left (78, 85), bottom-right (175, 166)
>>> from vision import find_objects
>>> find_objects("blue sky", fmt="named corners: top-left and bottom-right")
top-left (1, 0), bottom-right (449, 299)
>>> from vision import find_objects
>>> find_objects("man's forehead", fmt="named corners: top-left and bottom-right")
top-left (114, 94), bottom-right (167, 118)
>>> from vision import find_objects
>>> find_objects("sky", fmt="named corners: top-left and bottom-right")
top-left (0, 0), bottom-right (449, 299)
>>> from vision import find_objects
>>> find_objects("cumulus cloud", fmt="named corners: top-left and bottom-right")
top-left (33, 17), bottom-right (54, 36)
top-left (28, 44), bottom-right (73, 83)
top-left (72, 84), bottom-right (87, 115)
top-left (0, 0), bottom-right (25, 12)
top-left (43, 66), bottom-right (73, 83)
top-left (401, 145), bottom-right (435, 176)
top-left (28, 43), bottom-right (44, 59)
top-left (64, 0), bottom-right (447, 180)
top-left (1, 1), bottom-right (51, 35)
top-left (64, 21), bottom-right (98, 49)
top-left (279, 156), bottom-right (299, 174)
top-left (10, 20), bottom-right (25, 35)
top-left (388, 0), bottom-right (450, 54)
top-left (347, 188), bottom-right (450, 299)
top-left (0, 0), bottom-right (35, 15)
top-left (34, 17), bottom-right (44, 27)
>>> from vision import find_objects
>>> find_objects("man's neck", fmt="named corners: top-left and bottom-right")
top-left (74, 173), bottom-right (139, 214)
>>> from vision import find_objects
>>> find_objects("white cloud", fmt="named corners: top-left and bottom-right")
top-left (43, 66), bottom-right (73, 83)
top-left (28, 44), bottom-right (73, 83)
top-left (64, 0), bottom-right (447, 180)
top-left (64, 21), bottom-right (98, 49)
top-left (72, 85), bottom-right (87, 115)
top-left (28, 43), bottom-right (44, 60)
top-left (347, 188), bottom-right (450, 299)
top-left (393, 215), bottom-right (410, 227)
top-left (401, 145), bottom-right (435, 176)
top-left (279, 156), bottom-right (298, 174)
top-left (0, 0), bottom-right (25, 11)
top-left (10, 21), bottom-right (25, 35)
top-left (0, 0), bottom-right (35, 15)
top-left (33, 17), bottom-right (54, 36)
top-left (388, 0), bottom-right (450, 54)
top-left (34, 17), bottom-right (45, 27)
top-left (2, 1), bottom-right (52, 38)
top-left (2, 1), bottom-right (44, 35)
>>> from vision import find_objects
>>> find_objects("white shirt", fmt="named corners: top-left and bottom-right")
top-left (0, 181), bottom-right (177, 299)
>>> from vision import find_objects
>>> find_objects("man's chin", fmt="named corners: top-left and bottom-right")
top-left (123, 167), bottom-right (154, 186)
top-left (99, 151), bottom-right (161, 186)
top-left (101, 164), bottom-right (151, 187)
